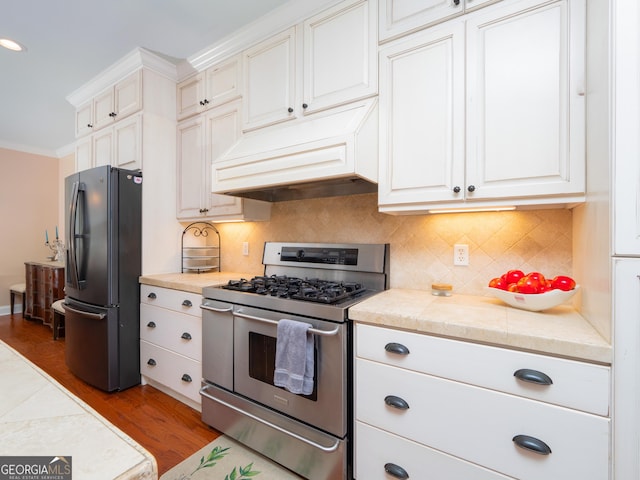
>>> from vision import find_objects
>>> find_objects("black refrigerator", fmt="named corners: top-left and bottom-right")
top-left (64, 165), bottom-right (142, 392)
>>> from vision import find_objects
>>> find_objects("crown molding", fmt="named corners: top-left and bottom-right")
top-left (176, 0), bottom-right (342, 81)
top-left (0, 140), bottom-right (58, 158)
top-left (66, 47), bottom-right (178, 108)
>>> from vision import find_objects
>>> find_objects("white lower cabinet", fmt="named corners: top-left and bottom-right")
top-left (355, 324), bottom-right (611, 480)
top-left (139, 285), bottom-right (202, 410)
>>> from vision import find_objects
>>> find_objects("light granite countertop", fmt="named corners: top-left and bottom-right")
top-left (0, 340), bottom-right (157, 479)
top-left (138, 271), bottom-right (260, 294)
top-left (349, 289), bottom-right (611, 364)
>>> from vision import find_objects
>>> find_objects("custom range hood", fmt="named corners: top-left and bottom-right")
top-left (212, 98), bottom-right (378, 202)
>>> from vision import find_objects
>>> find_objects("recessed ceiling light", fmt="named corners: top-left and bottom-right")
top-left (0, 38), bottom-right (26, 52)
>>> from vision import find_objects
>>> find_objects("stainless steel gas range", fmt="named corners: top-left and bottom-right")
top-left (200, 242), bottom-right (389, 480)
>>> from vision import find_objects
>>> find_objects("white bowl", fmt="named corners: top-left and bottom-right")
top-left (486, 285), bottom-right (580, 312)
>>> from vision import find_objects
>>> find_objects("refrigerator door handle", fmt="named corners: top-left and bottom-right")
top-left (68, 181), bottom-right (84, 290)
top-left (63, 303), bottom-right (106, 320)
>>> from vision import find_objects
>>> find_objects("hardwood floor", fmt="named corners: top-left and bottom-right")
top-left (0, 313), bottom-right (219, 476)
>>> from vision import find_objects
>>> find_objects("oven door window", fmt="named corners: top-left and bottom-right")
top-left (248, 331), bottom-right (318, 401)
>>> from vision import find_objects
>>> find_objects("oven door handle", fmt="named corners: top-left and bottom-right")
top-left (234, 310), bottom-right (341, 336)
top-left (200, 304), bottom-right (233, 313)
top-left (200, 385), bottom-right (341, 453)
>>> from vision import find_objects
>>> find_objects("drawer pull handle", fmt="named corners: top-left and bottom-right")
top-left (384, 462), bottom-right (409, 479)
top-left (147, 358), bottom-right (156, 366)
top-left (181, 332), bottom-right (192, 340)
top-left (384, 395), bottom-right (410, 410)
top-left (182, 374), bottom-right (193, 383)
top-left (514, 369), bottom-right (553, 385)
top-left (385, 342), bottom-right (410, 355)
top-left (182, 299), bottom-right (193, 307)
top-left (512, 435), bottom-right (552, 455)
top-left (147, 292), bottom-right (157, 299)
top-left (146, 321), bottom-right (156, 328)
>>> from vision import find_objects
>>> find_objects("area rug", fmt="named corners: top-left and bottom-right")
top-left (160, 435), bottom-right (302, 480)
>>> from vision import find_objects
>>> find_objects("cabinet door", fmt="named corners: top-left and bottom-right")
top-left (93, 88), bottom-right (115, 130)
top-left (75, 101), bottom-right (93, 137)
top-left (114, 114), bottom-right (142, 170)
top-left (465, 0), bottom-right (586, 201)
top-left (303, 0), bottom-right (377, 115)
top-left (378, 21), bottom-right (465, 209)
top-left (612, 0), bottom-right (640, 255)
top-left (177, 116), bottom-right (206, 219)
top-left (75, 137), bottom-right (93, 172)
top-left (177, 72), bottom-right (205, 121)
top-left (93, 128), bottom-right (113, 167)
top-left (204, 54), bottom-right (242, 108)
top-left (114, 70), bottom-right (142, 121)
top-left (378, 0), bottom-right (463, 42)
top-left (613, 259), bottom-right (640, 479)
top-left (243, 27), bottom-right (299, 131)
top-left (206, 100), bottom-right (245, 216)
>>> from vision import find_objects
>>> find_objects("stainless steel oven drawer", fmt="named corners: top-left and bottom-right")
top-left (200, 382), bottom-right (347, 480)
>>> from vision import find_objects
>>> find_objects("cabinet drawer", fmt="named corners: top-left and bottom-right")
top-left (356, 422), bottom-right (514, 480)
top-left (140, 284), bottom-right (201, 316)
top-left (356, 323), bottom-right (610, 415)
top-left (140, 341), bottom-right (201, 403)
top-left (356, 358), bottom-right (610, 480)
top-left (140, 303), bottom-right (202, 361)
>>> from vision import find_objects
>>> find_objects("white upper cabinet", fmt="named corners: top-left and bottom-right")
top-left (302, 0), bottom-right (378, 114)
top-left (242, 27), bottom-right (299, 131)
top-left (75, 102), bottom-right (94, 137)
top-left (177, 100), bottom-right (271, 221)
top-left (379, 0), bottom-right (586, 213)
top-left (379, 0), bottom-right (500, 43)
top-left (176, 55), bottom-right (242, 121)
top-left (93, 70), bottom-right (142, 131)
top-left (242, 0), bottom-right (377, 132)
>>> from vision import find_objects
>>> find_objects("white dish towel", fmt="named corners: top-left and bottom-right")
top-left (273, 319), bottom-right (314, 395)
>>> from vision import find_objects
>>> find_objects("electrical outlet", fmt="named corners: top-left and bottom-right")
top-left (454, 244), bottom-right (469, 266)
top-left (242, 242), bottom-right (249, 256)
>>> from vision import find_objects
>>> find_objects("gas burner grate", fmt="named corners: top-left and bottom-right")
top-left (222, 276), bottom-right (365, 304)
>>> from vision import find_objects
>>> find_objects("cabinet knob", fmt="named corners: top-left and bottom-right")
top-left (287, 107), bottom-right (294, 113)
top-left (181, 332), bottom-right (192, 340)
top-left (182, 299), bottom-right (193, 307)
top-left (147, 358), bottom-right (157, 366)
top-left (147, 321), bottom-right (156, 328)
top-left (181, 374), bottom-right (193, 383)
top-left (109, 112), bottom-right (117, 118)
top-left (384, 342), bottom-right (410, 355)
top-left (147, 292), bottom-right (157, 299)
top-left (453, 186), bottom-right (461, 193)
top-left (87, 123), bottom-right (93, 128)
top-left (467, 184), bottom-right (476, 192)
top-left (384, 395), bottom-right (410, 410)
top-left (514, 369), bottom-right (553, 385)
top-left (512, 435), bottom-right (552, 455)
top-left (199, 99), bottom-right (210, 106)
top-left (453, 0), bottom-right (460, 5)
top-left (199, 208), bottom-right (209, 214)
top-left (302, 103), bottom-right (308, 109)
top-left (384, 463), bottom-right (409, 480)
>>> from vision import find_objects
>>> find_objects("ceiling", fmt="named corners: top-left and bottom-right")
top-left (0, 0), bottom-right (291, 156)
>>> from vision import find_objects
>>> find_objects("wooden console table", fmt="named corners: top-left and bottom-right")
top-left (24, 261), bottom-right (65, 329)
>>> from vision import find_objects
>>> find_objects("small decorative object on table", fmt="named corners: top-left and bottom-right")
top-left (45, 226), bottom-right (65, 262)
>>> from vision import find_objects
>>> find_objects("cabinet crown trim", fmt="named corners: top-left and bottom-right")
top-left (66, 47), bottom-right (177, 107)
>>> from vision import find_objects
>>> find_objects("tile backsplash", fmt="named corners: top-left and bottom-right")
top-left (214, 193), bottom-right (572, 296)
